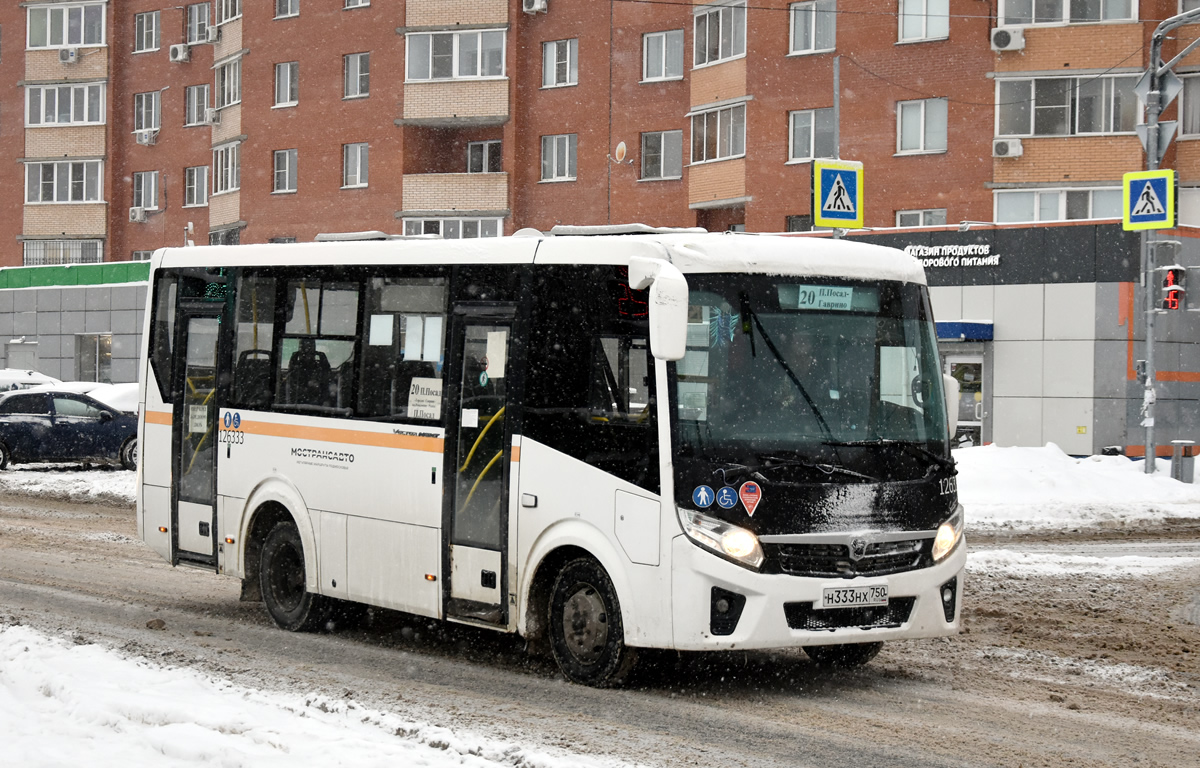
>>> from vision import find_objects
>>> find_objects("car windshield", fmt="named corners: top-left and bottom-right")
top-left (671, 274), bottom-right (947, 479)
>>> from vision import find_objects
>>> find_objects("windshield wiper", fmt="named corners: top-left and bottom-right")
top-left (757, 455), bottom-right (879, 483)
top-left (823, 438), bottom-right (955, 471)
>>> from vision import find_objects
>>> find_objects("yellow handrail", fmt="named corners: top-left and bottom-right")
top-left (459, 450), bottom-right (503, 515)
top-left (459, 406), bottom-right (505, 472)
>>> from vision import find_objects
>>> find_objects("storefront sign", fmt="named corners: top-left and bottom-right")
top-left (904, 244), bottom-right (1001, 269)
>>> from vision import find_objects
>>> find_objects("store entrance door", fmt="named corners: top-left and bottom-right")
top-left (945, 355), bottom-right (984, 447)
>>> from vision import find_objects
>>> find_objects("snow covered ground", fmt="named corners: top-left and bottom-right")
top-left (1, 444), bottom-right (1198, 765)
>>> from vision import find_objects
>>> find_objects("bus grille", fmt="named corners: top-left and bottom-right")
top-left (784, 597), bottom-right (915, 631)
top-left (762, 538), bottom-right (931, 578)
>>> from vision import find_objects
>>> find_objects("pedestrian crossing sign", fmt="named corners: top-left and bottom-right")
top-left (1123, 169), bottom-right (1175, 231)
top-left (813, 159), bottom-right (864, 229)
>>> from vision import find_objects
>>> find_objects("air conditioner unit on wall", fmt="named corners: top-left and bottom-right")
top-left (205, 25), bottom-right (221, 44)
top-left (58, 48), bottom-right (78, 64)
top-left (169, 44), bottom-right (190, 62)
top-left (204, 108), bottom-right (221, 125)
top-left (990, 27), bottom-right (1025, 52)
top-left (992, 138), bottom-right (1024, 158)
top-left (129, 207), bottom-right (147, 223)
top-left (135, 130), bottom-right (157, 146)
top-left (522, 0), bottom-right (548, 14)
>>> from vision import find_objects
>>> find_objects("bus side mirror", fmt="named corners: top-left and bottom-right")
top-left (628, 257), bottom-right (688, 361)
top-left (942, 374), bottom-right (959, 439)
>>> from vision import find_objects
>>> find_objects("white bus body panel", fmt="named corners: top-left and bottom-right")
top-left (217, 409), bottom-right (445, 618)
top-left (515, 437), bottom-right (674, 648)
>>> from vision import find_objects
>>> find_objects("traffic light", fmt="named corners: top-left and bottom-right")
top-left (1162, 266), bottom-right (1187, 311)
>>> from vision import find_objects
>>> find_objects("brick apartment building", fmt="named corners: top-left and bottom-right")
top-left (2, 0), bottom-right (1200, 456)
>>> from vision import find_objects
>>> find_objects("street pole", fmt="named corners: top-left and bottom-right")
top-left (1137, 9), bottom-right (1200, 472)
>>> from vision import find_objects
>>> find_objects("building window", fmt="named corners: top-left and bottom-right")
top-left (210, 227), bottom-right (240, 246)
top-left (274, 149), bottom-right (298, 193)
top-left (343, 142), bottom-right (368, 188)
top-left (25, 161), bottom-right (102, 203)
top-left (26, 83), bottom-right (104, 126)
top-left (404, 219), bottom-right (501, 238)
top-left (406, 30), bottom-right (505, 80)
top-left (215, 0), bottom-right (242, 25)
top-left (134, 11), bottom-right (160, 52)
top-left (896, 209), bottom-right (947, 227)
top-left (27, 4), bottom-right (105, 48)
top-left (785, 215), bottom-right (813, 232)
top-left (788, 107), bottom-right (835, 161)
top-left (543, 39), bottom-right (578, 88)
top-left (345, 0), bottom-right (370, 7)
top-left (344, 53), bottom-right (370, 98)
top-left (790, 0), bottom-right (836, 54)
top-left (994, 188), bottom-right (1122, 223)
top-left (132, 251), bottom-right (154, 261)
top-left (1182, 74), bottom-right (1200, 135)
top-left (1000, 0), bottom-right (1135, 25)
top-left (216, 60), bottom-right (241, 108)
top-left (185, 84), bottom-right (209, 125)
top-left (275, 0), bottom-right (299, 19)
top-left (467, 140), bottom-right (502, 173)
top-left (541, 134), bottom-right (577, 181)
top-left (275, 62), bottom-right (298, 107)
top-left (694, 1), bottom-right (746, 67)
top-left (641, 130), bottom-right (683, 180)
top-left (186, 4), bottom-right (209, 44)
top-left (185, 166), bottom-right (208, 207)
top-left (897, 98), bottom-right (947, 154)
top-left (269, 237), bottom-right (297, 244)
top-left (691, 103), bottom-right (746, 163)
top-left (997, 76), bottom-right (1138, 136)
top-left (899, 0), bottom-right (948, 41)
top-left (76, 334), bottom-right (112, 383)
top-left (213, 143), bottom-right (240, 195)
top-left (133, 171), bottom-right (159, 210)
top-left (134, 91), bottom-right (161, 132)
top-left (643, 30), bottom-right (684, 81)
top-left (22, 240), bottom-right (103, 266)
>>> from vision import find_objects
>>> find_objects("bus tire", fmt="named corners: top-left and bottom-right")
top-left (548, 557), bottom-right (637, 687)
top-left (120, 438), bottom-right (138, 470)
top-left (0, 442), bottom-right (9, 470)
top-left (804, 642), bottom-right (884, 668)
top-left (260, 520), bottom-right (331, 632)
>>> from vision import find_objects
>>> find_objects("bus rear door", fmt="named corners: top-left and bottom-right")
top-left (445, 306), bottom-right (516, 624)
top-left (171, 302), bottom-right (222, 568)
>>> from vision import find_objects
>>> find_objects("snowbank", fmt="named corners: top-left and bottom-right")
top-left (955, 443), bottom-right (1200, 532)
top-left (0, 624), bottom-right (637, 768)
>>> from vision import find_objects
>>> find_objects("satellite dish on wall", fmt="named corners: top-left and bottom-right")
top-left (614, 141), bottom-right (627, 162)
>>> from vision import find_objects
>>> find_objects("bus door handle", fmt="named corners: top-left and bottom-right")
top-left (974, 402), bottom-right (983, 421)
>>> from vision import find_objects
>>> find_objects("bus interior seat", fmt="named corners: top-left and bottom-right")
top-left (287, 338), bottom-right (331, 405)
top-left (234, 349), bottom-right (273, 408)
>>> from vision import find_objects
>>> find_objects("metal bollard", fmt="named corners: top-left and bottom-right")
top-left (1170, 440), bottom-right (1195, 483)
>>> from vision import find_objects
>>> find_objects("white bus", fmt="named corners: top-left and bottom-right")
top-left (136, 226), bottom-right (965, 686)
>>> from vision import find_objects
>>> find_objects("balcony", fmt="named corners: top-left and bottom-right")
top-left (402, 173), bottom-right (509, 214)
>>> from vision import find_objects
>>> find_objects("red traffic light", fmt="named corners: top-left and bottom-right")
top-left (1162, 267), bottom-right (1187, 311)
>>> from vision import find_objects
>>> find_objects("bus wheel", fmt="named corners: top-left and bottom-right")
top-left (548, 558), bottom-right (637, 687)
top-left (260, 521), bottom-right (330, 632)
top-left (804, 642), bottom-right (884, 668)
top-left (0, 442), bottom-right (9, 470)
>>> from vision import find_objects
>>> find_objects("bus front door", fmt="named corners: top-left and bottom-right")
top-left (445, 312), bottom-right (514, 625)
top-left (171, 307), bottom-right (222, 568)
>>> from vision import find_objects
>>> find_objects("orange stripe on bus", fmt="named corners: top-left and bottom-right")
top-left (144, 411), bottom-right (172, 425)
top-left (223, 419), bottom-right (444, 453)
top-left (511, 446), bottom-right (520, 462)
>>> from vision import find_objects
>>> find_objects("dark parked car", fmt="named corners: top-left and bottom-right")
top-left (0, 389), bottom-right (138, 470)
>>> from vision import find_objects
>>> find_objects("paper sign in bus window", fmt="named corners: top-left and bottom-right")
top-left (486, 331), bottom-right (507, 378)
top-left (368, 314), bottom-right (393, 346)
top-left (188, 405), bottom-right (207, 434)
top-left (407, 377), bottom-right (442, 420)
top-left (422, 316), bottom-right (442, 363)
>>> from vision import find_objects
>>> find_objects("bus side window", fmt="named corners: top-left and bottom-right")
top-left (231, 275), bottom-right (275, 409)
top-left (275, 278), bottom-right (359, 412)
top-left (358, 276), bottom-right (447, 420)
top-left (148, 274), bottom-right (178, 403)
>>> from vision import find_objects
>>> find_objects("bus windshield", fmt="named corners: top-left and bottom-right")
top-left (671, 274), bottom-right (948, 484)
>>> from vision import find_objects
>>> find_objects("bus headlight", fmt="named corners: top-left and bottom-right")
top-left (931, 505), bottom-right (964, 562)
top-left (678, 508), bottom-right (764, 570)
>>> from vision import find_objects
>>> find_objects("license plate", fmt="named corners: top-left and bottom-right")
top-left (819, 584), bottom-right (888, 609)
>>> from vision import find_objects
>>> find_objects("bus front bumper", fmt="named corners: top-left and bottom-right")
top-left (668, 534), bottom-right (966, 651)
